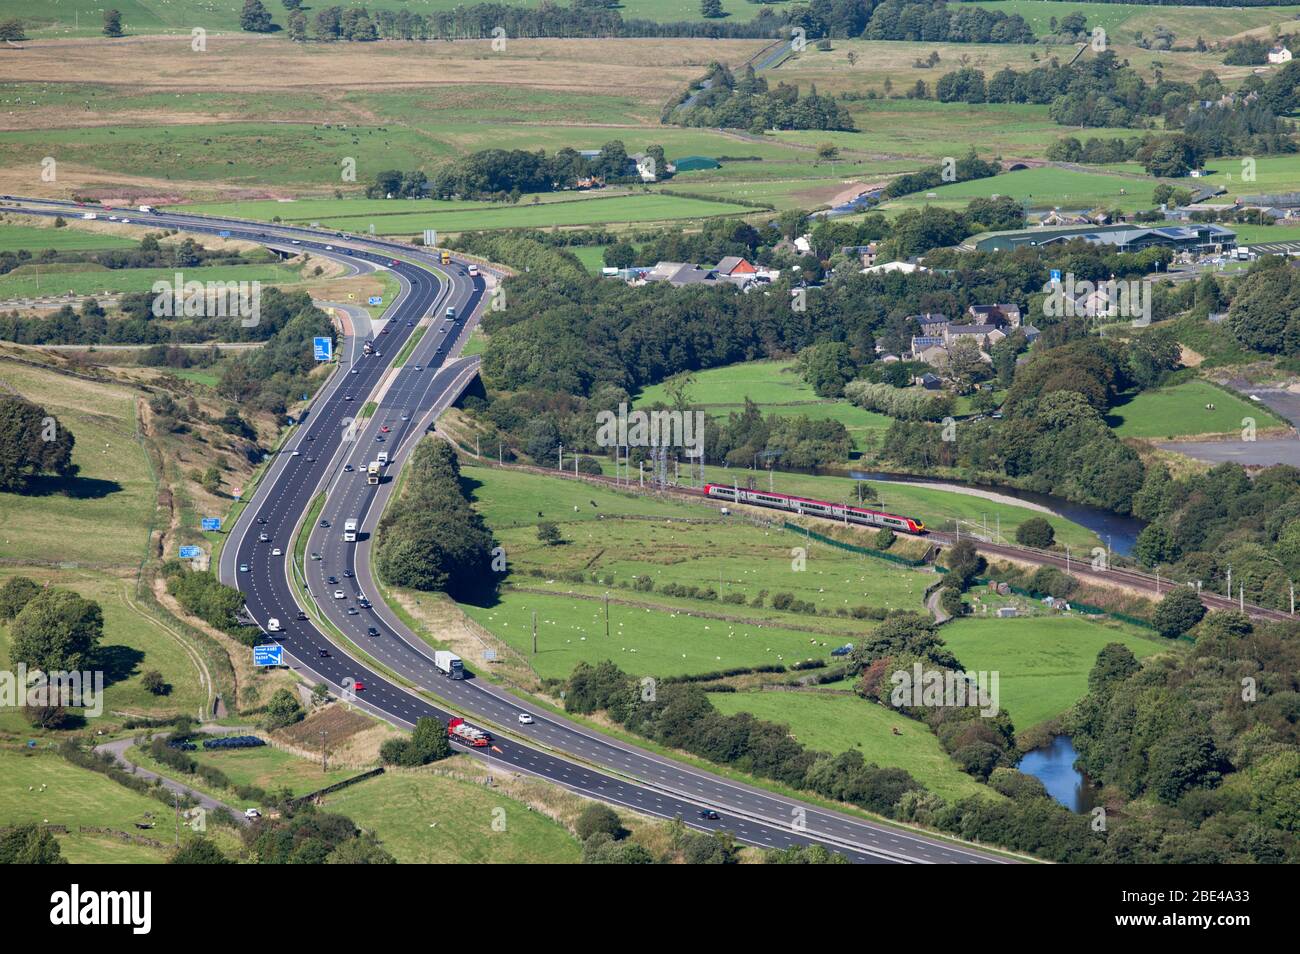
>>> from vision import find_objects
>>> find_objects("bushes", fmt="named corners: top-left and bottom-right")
top-left (1015, 517), bottom-right (1055, 549)
top-left (844, 380), bottom-right (954, 422)
top-left (379, 717), bottom-right (451, 767)
top-left (1152, 586), bottom-right (1206, 638)
top-left (164, 564), bottom-right (251, 639)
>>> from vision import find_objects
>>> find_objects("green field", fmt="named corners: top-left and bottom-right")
top-left (636, 359), bottom-right (895, 452)
top-left (324, 764), bottom-right (581, 864)
top-left (882, 164), bottom-right (1153, 217)
top-left (1109, 379), bottom-right (1286, 439)
top-left (940, 615), bottom-right (1172, 728)
top-left (127, 742), bottom-right (354, 809)
top-left (710, 689), bottom-right (991, 802)
top-left (0, 224), bottom-right (137, 252)
top-left (180, 193), bottom-right (753, 236)
top-left (0, 262), bottom-right (300, 301)
top-left (6, 0), bottom-right (800, 36)
top-left (0, 361), bottom-right (155, 568)
top-left (962, 1), bottom-right (1300, 40)
top-left (0, 749), bottom-right (170, 861)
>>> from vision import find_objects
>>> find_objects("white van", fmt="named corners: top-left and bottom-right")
top-left (377, 451), bottom-right (389, 465)
top-left (266, 618), bottom-right (281, 632)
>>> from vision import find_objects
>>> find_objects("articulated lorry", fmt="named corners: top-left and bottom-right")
top-left (447, 717), bottom-right (490, 747)
top-left (367, 462), bottom-right (380, 485)
top-left (433, 650), bottom-right (464, 679)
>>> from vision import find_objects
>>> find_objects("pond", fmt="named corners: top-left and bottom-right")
top-left (1016, 735), bottom-right (1098, 813)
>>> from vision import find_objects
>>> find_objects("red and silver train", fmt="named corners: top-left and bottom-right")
top-left (703, 483), bottom-right (927, 534)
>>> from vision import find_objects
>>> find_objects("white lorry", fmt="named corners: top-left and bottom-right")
top-left (344, 518), bottom-right (358, 542)
top-left (377, 451), bottom-right (389, 466)
top-left (433, 650), bottom-right (464, 680)
top-left (267, 618), bottom-right (281, 633)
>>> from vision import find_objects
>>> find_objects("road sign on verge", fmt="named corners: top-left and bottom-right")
top-left (313, 336), bottom-right (333, 361)
top-left (483, 649), bottom-right (497, 662)
top-left (368, 296), bottom-right (382, 306)
top-left (201, 517), bottom-right (221, 531)
top-left (254, 644), bottom-right (283, 667)
top-left (423, 229), bottom-right (437, 247)
top-left (1050, 268), bottom-right (1062, 284)
top-left (179, 546), bottom-right (202, 559)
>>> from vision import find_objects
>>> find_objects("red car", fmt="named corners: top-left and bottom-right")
top-left (353, 681), bottom-right (365, 692)
top-left (380, 425), bottom-right (390, 433)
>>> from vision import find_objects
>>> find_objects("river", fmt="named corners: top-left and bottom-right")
top-left (1017, 736), bottom-right (1098, 813)
top-left (847, 470), bottom-right (1144, 557)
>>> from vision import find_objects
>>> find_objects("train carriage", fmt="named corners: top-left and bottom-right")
top-left (704, 483), bottom-right (926, 534)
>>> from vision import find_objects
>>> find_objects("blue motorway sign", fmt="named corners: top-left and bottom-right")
top-left (1049, 269), bottom-right (1062, 284)
top-left (253, 644), bottom-right (284, 667)
top-left (179, 546), bottom-right (202, 559)
top-left (313, 336), bottom-right (333, 361)
top-left (368, 296), bottom-right (382, 306)
top-left (218, 230), bottom-right (231, 238)
top-left (201, 517), bottom-right (221, 532)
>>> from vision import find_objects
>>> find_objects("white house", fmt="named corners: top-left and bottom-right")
top-left (1268, 46), bottom-right (1292, 65)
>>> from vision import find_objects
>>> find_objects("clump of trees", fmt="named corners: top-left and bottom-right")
top-left (844, 380), bottom-right (954, 422)
top-left (666, 62), bottom-right (856, 132)
top-left (380, 716), bottom-right (452, 767)
top-left (374, 440), bottom-right (496, 598)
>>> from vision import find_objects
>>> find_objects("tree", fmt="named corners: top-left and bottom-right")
top-left (103, 9), bottom-right (123, 37)
top-left (0, 18), bottom-right (27, 41)
top-left (700, 0), bottom-right (724, 18)
top-left (168, 838), bottom-right (231, 864)
top-left (537, 521), bottom-right (563, 546)
top-left (0, 576), bottom-right (40, 621)
top-left (263, 688), bottom-right (303, 730)
top-left (239, 0), bottom-right (275, 33)
top-left (797, 342), bottom-right (856, 398)
top-left (287, 10), bottom-right (307, 41)
top-left (141, 670), bottom-right (168, 695)
top-left (575, 803), bottom-right (624, 841)
top-left (1152, 586), bottom-right (1206, 638)
top-left (816, 142), bottom-right (840, 163)
top-left (0, 395), bottom-right (76, 492)
top-left (10, 589), bottom-right (103, 672)
top-left (327, 834), bottom-right (396, 864)
top-left (603, 242), bottom-right (636, 270)
top-left (1015, 517), bottom-right (1055, 549)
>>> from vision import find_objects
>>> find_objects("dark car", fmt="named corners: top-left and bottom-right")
top-left (343, 570), bottom-right (354, 578)
top-left (698, 809), bottom-right (720, 821)
top-left (367, 626), bottom-right (380, 637)
top-left (327, 576), bottom-right (338, 585)
top-left (318, 648), bottom-right (330, 658)
top-left (297, 611), bottom-right (309, 621)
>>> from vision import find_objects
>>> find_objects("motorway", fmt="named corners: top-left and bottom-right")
top-left (2, 196), bottom-right (1010, 864)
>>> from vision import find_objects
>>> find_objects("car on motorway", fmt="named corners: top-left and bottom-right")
top-left (350, 368), bottom-right (359, 374)
top-left (344, 464), bottom-right (354, 472)
top-left (320, 520), bottom-right (331, 529)
top-left (258, 533), bottom-right (270, 542)
top-left (318, 648), bottom-right (330, 658)
top-left (358, 598), bottom-right (371, 609)
top-left (406, 321), bottom-right (414, 327)
top-left (698, 809), bottom-right (721, 821)
top-left (344, 395), bottom-right (353, 401)
top-left (518, 713), bottom-right (534, 725)
top-left (375, 435), bottom-right (384, 442)
top-left (347, 607), bottom-right (358, 615)
top-left (333, 590), bottom-right (345, 599)
top-left (258, 517), bottom-right (268, 525)
top-left (380, 425), bottom-right (390, 433)
top-left (327, 575), bottom-right (338, 585)
top-left (325, 245), bottom-right (334, 250)
top-left (311, 552), bottom-right (322, 561)
top-left (297, 611), bottom-right (309, 621)
top-left (291, 450), bottom-right (300, 457)
top-left (343, 570), bottom-right (353, 578)
top-left (239, 563), bottom-right (249, 573)
top-left (291, 239), bottom-right (300, 245)
top-left (390, 259), bottom-right (399, 266)
top-left (306, 434), bottom-right (315, 441)
top-left (271, 548), bottom-right (282, 557)
top-left (306, 456), bottom-right (317, 463)
top-left (411, 366), bottom-right (421, 372)
top-left (366, 626), bottom-right (379, 637)
top-left (380, 327), bottom-right (389, 335)
top-left (353, 681), bottom-right (365, 692)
